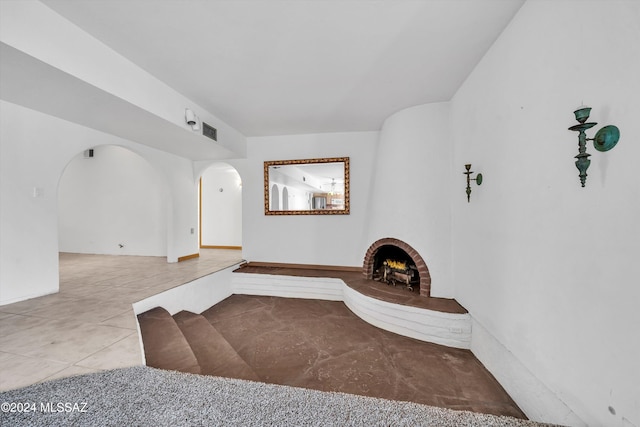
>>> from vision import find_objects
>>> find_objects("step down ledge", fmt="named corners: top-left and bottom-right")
top-left (137, 306), bottom-right (201, 375)
top-left (173, 310), bottom-right (260, 382)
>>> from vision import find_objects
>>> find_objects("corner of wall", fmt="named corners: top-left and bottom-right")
top-left (470, 317), bottom-right (586, 426)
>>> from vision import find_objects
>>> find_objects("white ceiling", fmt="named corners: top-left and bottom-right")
top-left (40, 0), bottom-right (525, 137)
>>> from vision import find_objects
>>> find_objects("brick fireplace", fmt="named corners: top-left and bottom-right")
top-left (363, 238), bottom-right (431, 297)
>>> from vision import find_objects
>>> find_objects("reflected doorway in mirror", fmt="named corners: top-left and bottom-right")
top-left (264, 157), bottom-right (350, 215)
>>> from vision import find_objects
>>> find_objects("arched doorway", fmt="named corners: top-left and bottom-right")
top-left (199, 162), bottom-right (242, 249)
top-left (58, 145), bottom-right (167, 256)
top-left (282, 187), bottom-right (289, 210)
top-left (270, 184), bottom-right (280, 211)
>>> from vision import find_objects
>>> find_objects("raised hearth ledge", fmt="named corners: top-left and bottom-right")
top-left (241, 261), bottom-right (362, 273)
top-left (234, 262), bottom-right (466, 314)
top-left (133, 263), bottom-right (471, 350)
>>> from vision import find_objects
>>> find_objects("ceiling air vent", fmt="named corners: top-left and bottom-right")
top-left (202, 122), bottom-right (217, 141)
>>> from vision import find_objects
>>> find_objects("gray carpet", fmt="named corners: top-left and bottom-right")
top-left (0, 366), bottom-right (554, 426)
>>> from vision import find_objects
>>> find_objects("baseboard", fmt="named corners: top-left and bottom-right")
top-left (178, 253), bottom-right (200, 262)
top-left (0, 288), bottom-right (58, 306)
top-left (470, 317), bottom-right (585, 426)
top-left (244, 261), bottom-right (362, 273)
top-left (201, 245), bottom-right (242, 250)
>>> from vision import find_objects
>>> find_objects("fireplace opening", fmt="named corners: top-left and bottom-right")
top-left (363, 238), bottom-right (431, 297)
top-left (373, 245), bottom-right (419, 292)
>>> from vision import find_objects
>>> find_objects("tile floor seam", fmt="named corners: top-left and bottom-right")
top-left (73, 331), bottom-right (138, 369)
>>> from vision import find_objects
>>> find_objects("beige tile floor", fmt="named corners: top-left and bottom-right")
top-left (0, 249), bottom-right (244, 391)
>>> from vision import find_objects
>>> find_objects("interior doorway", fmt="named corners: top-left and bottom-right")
top-left (199, 163), bottom-right (242, 250)
top-left (58, 145), bottom-right (167, 257)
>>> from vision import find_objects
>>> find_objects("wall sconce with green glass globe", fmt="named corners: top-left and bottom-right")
top-left (568, 106), bottom-right (620, 187)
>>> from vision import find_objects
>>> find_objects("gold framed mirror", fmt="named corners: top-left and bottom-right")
top-left (264, 157), bottom-right (350, 215)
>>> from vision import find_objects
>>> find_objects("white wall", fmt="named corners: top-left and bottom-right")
top-left (0, 101), bottom-right (201, 305)
top-left (450, 1), bottom-right (640, 426)
top-left (281, 184), bottom-right (311, 211)
top-left (238, 131), bottom-right (379, 267)
top-left (200, 163), bottom-right (242, 247)
top-left (366, 102), bottom-right (454, 298)
top-left (58, 145), bottom-right (167, 256)
top-left (1, 101), bottom-right (62, 304)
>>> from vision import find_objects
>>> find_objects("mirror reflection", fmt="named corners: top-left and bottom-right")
top-left (264, 157), bottom-right (350, 215)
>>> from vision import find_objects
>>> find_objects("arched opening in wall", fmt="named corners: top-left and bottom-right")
top-left (58, 145), bottom-right (168, 258)
top-left (282, 187), bottom-right (289, 210)
top-left (363, 238), bottom-right (431, 297)
top-left (199, 162), bottom-right (243, 252)
top-left (271, 184), bottom-right (279, 211)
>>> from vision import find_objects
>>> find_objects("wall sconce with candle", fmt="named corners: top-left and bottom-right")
top-left (568, 106), bottom-right (620, 187)
top-left (464, 164), bottom-right (483, 202)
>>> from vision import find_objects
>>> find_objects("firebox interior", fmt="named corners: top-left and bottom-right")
top-left (373, 245), bottom-right (420, 291)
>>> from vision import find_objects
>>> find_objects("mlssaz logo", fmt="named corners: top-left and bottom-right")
top-left (40, 402), bottom-right (88, 413)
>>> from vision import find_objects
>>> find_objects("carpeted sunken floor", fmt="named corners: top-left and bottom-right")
top-left (138, 294), bottom-right (528, 420)
top-left (0, 366), bottom-right (556, 426)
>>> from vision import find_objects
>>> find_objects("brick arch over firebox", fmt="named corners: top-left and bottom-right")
top-left (362, 238), bottom-right (431, 297)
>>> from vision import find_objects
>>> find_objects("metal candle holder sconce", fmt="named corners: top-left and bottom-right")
top-left (568, 106), bottom-right (620, 187)
top-left (464, 164), bottom-right (482, 202)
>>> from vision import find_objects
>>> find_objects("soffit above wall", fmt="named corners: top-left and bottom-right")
top-left (0, 43), bottom-right (237, 161)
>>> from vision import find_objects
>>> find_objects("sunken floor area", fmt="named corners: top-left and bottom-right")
top-left (139, 293), bottom-right (526, 419)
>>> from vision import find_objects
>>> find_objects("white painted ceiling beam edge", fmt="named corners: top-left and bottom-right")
top-left (0, 44), bottom-right (237, 161)
top-left (0, 0), bottom-right (246, 160)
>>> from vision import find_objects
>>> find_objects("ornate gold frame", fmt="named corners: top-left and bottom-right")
top-left (264, 157), bottom-right (350, 215)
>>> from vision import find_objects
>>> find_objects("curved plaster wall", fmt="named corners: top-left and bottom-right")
top-left (58, 145), bottom-right (168, 256)
top-left (366, 102), bottom-right (453, 298)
